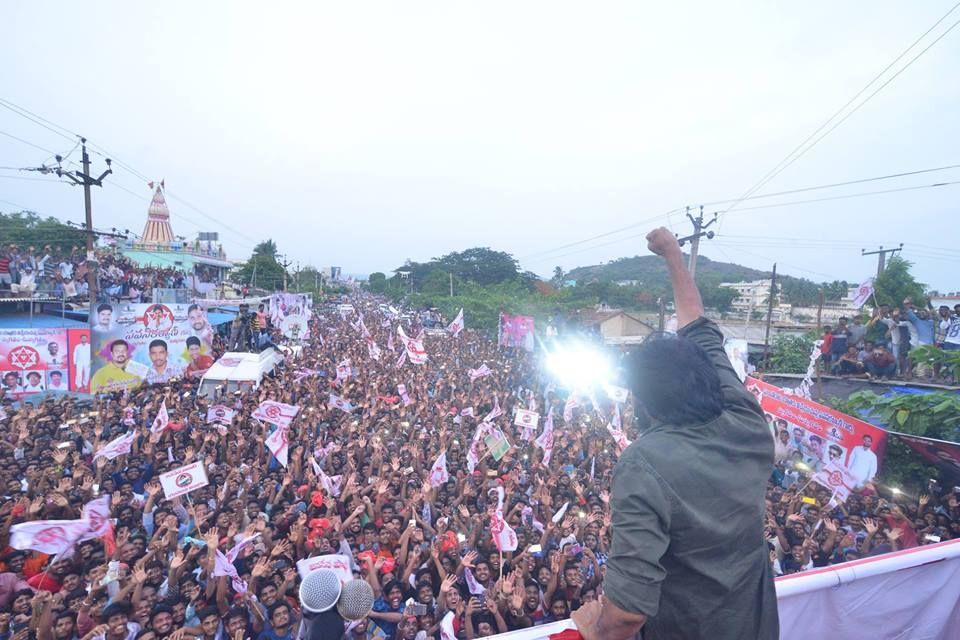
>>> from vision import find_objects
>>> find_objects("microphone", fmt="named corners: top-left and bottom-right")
top-left (337, 579), bottom-right (375, 621)
top-left (299, 569), bottom-right (342, 613)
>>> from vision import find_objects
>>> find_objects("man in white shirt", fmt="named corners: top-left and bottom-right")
top-left (73, 334), bottom-right (91, 388)
top-left (47, 370), bottom-right (67, 391)
top-left (22, 371), bottom-right (44, 393)
top-left (847, 435), bottom-right (878, 487)
top-left (46, 341), bottom-right (64, 366)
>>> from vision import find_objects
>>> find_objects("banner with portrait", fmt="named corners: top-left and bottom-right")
top-left (746, 377), bottom-right (888, 486)
top-left (891, 432), bottom-right (960, 480)
top-left (0, 327), bottom-right (89, 396)
top-left (89, 302), bottom-right (215, 394)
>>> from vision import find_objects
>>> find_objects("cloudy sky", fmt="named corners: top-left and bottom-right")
top-left (2, 1), bottom-right (959, 290)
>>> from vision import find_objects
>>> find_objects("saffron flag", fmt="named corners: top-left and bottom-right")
top-left (252, 401), bottom-right (300, 428)
top-left (447, 308), bottom-right (464, 337)
top-left (93, 431), bottom-right (136, 461)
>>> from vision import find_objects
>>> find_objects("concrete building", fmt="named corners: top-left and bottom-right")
top-left (720, 279), bottom-right (792, 321)
top-left (580, 309), bottom-right (656, 345)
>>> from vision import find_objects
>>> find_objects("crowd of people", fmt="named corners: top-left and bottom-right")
top-left (0, 245), bottom-right (89, 300)
top-left (0, 293), bottom-right (956, 640)
top-left (822, 299), bottom-right (960, 382)
top-left (0, 245), bottom-right (226, 303)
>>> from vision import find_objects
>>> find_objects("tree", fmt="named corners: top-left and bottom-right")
top-left (433, 248), bottom-right (520, 286)
top-left (0, 210), bottom-right (86, 253)
top-left (368, 272), bottom-right (388, 294)
top-left (701, 286), bottom-right (739, 313)
top-left (872, 257), bottom-right (925, 309)
top-left (551, 266), bottom-right (565, 286)
top-left (767, 332), bottom-right (817, 374)
top-left (233, 240), bottom-right (288, 291)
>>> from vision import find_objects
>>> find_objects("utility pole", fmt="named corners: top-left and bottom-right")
top-left (861, 244), bottom-right (904, 277)
top-left (277, 254), bottom-right (291, 291)
top-left (816, 289), bottom-right (824, 332)
top-left (657, 296), bottom-right (665, 332)
top-left (762, 263), bottom-right (777, 369)
top-left (449, 273), bottom-right (454, 297)
top-left (676, 205), bottom-right (717, 279)
top-left (52, 138), bottom-right (112, 302)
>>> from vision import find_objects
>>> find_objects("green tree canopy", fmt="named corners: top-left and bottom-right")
top-left (234, 240), bottom-right (288, 291)
top-left (872, 257), bottom-right (925, 309)
top-left (0, 210), bottom-right (86, 253)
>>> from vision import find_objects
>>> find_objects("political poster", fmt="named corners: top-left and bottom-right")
top-left (891, 432), bottom-right (960, 479)
top-left (159, 461), bottom-right (209, 500)
top-left (746, 377), bottom-right (887, 484)
top-left (89, 303), bottom-right (214, 394)
top-left (514, 409), bottom-right (540, 429)
top-left (67, 328), bottom-right (91, 393)
top-left (269, 293), bottom-right (313, 328)
top-left (498, 313), bottom-right (535, 352)
top-left (484, 428), bottom-right (511, 461)
top-left (0, 327), bottom-right (79, 397)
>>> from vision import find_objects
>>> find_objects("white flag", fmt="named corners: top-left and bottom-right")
top-left (812, 460), bottom-right (858, 505)
top-left (397, 326), bottom-right (428, 364)
top-left (551, 501), bottom-right (570, 524)
top-left (150, 400), bottom-right (170, 435)
top-left (440, 611), bottom-right (457, 640)
top-left (429, 451), bottom-right (450, 487)
top-left (467, 422), bottom-right (492, 473)
top-left (447, 308), bottom-right (464, 337)
top-left (469, 364), bottom-right (493, 382)
top-left (265, 426), bottom-right (290, 467)
top-left (535, 410), bottom-right (555, 466)
top-left (93, 431), bottom-right (136, 461)
top-left (563, 395), bottom-right (579, 422)
top-left (851, 277), bottom-right (875, 309)
top-left (80, 495), bottom-right (112, 540)
top-left (10, 519), bottom-right (91, 555)
top-left (489, 486), bottom-right (518, 551)
top-left (206, 404), bottom-right (236, 426)
top-left (328, 393), bottom-right (354, 413)
top-left (252, 401), bottom-right (300, 428)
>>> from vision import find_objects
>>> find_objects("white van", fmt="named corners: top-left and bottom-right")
top-left (198, 348), bottom-right (285, 397)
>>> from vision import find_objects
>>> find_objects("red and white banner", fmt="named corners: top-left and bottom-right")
top-left (563, 395), bottom-right (580, 422)
top-left (206, 404), bottom-right (235, 426)
top-left (10, 519), bottom-right (92, 555)
top-left (296, 553), bottom-right (353, 583)
top-left (892, 432), bottom-right (960, 477)
top-left (535, 410), bottom-right (555, 466)
top-left (265, 425), bottom-right (290, 467)
top-left (158, 461), bottom-right (209, 500)
top-left (213, 549), bottom-right (248, 594)
top-left (397, 326), bottom-right (428, 364)
top-left (252, 400), bottom-right (300, 428)
top-left (484, 396), bottom-right (503, 423)
top-left (150, 400), bottom-right (170, 435)
top-left (386, 333), bottom-right (395, 352)
top-left (429, 451), bottom-right (450, 487)
top-left (607, 404), bottom-right (631, 453)
top-left (746, 377), bottom-right (887, 486)
top-left (447, 308), bottom-right (464, 337)
top-left (460, 407), bottom-right (475, 417)
top-left (328, 393), bottom-right (354, 413)
top-left (851, 277), bottom-right (875, 309)
top-left (335, 359), bottom-right (352, 382)
top-left (498, 313), bottom-right (535, 352)
top-left (93, 430), bottom-right (136, 461)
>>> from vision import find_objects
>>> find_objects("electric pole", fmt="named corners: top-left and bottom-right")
top-left (277, 254), bottom-right (291, 291)
top-left (676, 205), bottom-right (717, 278)
top-left (52, 138), bottom-right (112, 302)
top-left (861, 244), bottom-right (903, 277)
top-left (762, 263), bottom-right (777, 369)
top-left (449, 273), bottom-right (454, 297)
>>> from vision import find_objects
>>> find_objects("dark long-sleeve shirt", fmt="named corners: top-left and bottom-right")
top-left (605, 317), bottom-right (779, 640)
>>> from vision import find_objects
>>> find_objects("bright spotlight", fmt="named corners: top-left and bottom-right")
top-left (545, 342), bottom-right (614, 390)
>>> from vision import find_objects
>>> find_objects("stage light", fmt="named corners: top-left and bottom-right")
top-left (545, 341), bottom-right (614, 390)
top-left (794, 462), bottom-right (811, 473)
top-left (891, 487), bottom-right (902, 495)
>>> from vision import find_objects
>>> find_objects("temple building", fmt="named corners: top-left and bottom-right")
top-left (118, 183), bottom-right (233, 293)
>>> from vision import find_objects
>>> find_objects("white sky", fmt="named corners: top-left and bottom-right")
top-left (2, 1), bottom-right (959, 290)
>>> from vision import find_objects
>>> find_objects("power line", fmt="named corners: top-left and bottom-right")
top-left (717, 2), bottom-right (960, 225)
top-left (0, 98), bottom-right (78, 142)
top-left (0, 129), bottom-right (58, 154)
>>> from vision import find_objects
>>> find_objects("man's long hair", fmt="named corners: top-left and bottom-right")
top-left (627, 334), bottom-right (723, 425)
